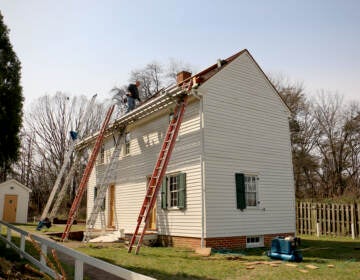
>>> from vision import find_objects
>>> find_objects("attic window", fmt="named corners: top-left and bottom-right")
top-left (10, 186), bottom-right (14, 190)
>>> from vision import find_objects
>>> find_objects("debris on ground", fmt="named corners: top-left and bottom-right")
top-left (195, 247), bottom-right (212, 256)
top-left (305, 264), bottom-right (319, 270)
top-left (0, 257), bottom-right (51, 280)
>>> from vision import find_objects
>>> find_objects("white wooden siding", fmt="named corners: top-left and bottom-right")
top-left (87, 101), bottom-right (203, 237)
top-left (200, 52), bottom-right (295, 237)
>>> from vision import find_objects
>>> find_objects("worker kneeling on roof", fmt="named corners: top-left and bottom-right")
top-left (126, 80), bottom-right (141, 113)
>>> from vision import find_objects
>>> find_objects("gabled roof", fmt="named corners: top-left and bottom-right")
top-left (0, 179), bottom-right (32, 193)
top-left (78, 49), bottom-right (288, 148)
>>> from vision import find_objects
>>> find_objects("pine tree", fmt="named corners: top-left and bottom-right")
top-left (0, 11), bottom-right (23, 181)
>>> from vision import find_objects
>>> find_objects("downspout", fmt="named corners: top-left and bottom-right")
top-left (196, 89), bottom-right (206, 248)
top-left (192, 80), bottom-right (205, 248)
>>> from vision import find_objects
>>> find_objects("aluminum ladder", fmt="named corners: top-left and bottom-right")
top-left (83, 128), bottom-right (125, 241)
top-left (39, 94), bottom-right (97, 223)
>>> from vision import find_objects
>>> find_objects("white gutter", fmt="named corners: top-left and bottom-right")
top-left (76, 85), bottom-right (186, 150)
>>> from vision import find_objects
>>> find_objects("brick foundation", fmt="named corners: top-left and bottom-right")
top-left (159, 232), bottom-right (295, 250)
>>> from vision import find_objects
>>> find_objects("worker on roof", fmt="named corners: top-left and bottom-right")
top-left (126, 80), bottom-right (141, 113)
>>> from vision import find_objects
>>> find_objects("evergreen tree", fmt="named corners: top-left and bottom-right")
top-left (0, 11), bottom-right (23, 181)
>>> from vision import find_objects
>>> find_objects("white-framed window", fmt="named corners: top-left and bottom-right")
top-left (246, 236), bottom-right (264, 248)
top-left (161, 173), bottom-right (186, 210)
top-left (235, 173), bottom-right (259, 210)
top-left (245, 175), bottom-right (258, 207)
top-left (98, 145), bottom-right (105, 164)
top-left (124, 132), bottom-right (130, 155)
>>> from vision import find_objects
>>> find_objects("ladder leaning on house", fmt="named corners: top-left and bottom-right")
top-left (61, 103), bottom-right (117, 241)
top-left (128, 80), bottom-right (193, 254)
top-left (48, 149), bottom-right (83, 220)
top-left (38, 94), bottom-right (97, 226)
top-left (83, 127), bottom-right (125, 241)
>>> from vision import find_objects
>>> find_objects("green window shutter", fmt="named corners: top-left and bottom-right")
top-left (235, 173), bottom-right (246, 210)
top-left (161, 177), bottom-right (167, 209)
top-left (178, 173), bottom-right (186, 209)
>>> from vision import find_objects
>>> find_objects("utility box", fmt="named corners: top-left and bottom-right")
top-left (267, 236), bottom-right (302, 262)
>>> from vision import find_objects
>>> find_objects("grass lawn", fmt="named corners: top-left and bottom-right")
top-left (74, 235), bottom-right (360, 280)
top-left (2, 224), bottom-right (360, 279)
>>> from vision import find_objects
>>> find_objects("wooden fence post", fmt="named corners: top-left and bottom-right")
top-left (300, 201), bottom-right (304, 234)
top-left (351, 204), bottom-right (355, 239)
top-left (296, 201), bottom-right (360, 238)
top-left (311, 203), bottom-right (317, 235)
top-left (358, 203), bottom-right (360, 238)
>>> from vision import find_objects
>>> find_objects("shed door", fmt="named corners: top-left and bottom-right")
top-left (3, 195), bottom-right (18, 223)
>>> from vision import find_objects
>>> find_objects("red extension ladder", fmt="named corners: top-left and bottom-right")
top-left (128, 92), bottom-right (190, 254)
top-left (61, 104), bottom-right (115, 241)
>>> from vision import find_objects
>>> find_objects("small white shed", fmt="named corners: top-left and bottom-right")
top-left (0, 179), bottom-right (32, 223)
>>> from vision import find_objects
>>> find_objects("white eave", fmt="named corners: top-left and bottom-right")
top-left (76, 84), bottom-right (189, 150)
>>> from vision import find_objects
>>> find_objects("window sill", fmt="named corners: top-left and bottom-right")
top-left (166, 207), bottom-right (181, 211)
top-left (240, 207), bottom-right (264, 211)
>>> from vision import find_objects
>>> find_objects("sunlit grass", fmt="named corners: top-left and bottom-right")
top-left (75, 235), bottom-right (360, 280)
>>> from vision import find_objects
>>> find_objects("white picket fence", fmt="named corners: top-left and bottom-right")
top-left (0, 220), bottom-right (156, 280)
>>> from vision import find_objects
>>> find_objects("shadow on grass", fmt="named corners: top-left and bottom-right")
top-left (298, 237), bottom-right (360, 261)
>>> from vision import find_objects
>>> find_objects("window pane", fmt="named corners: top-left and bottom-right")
top-left (247, 193), bottom-right (256, 206)
top-left (168, 175), bottom-right (179, 207)
top-left (245, 175), bottom-right (258, 207)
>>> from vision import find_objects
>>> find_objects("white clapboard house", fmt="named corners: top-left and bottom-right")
top-left (84, 49), bottom-right (295, 249)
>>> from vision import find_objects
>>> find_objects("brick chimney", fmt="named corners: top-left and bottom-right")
top-left (176, 71), bottom-right (192, 84)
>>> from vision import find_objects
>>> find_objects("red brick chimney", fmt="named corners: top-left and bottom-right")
top-left (176, 71), bottom-right (192, 84)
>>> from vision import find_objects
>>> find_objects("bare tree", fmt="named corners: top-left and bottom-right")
top-left (130, 61), bottom-right (164, 99)
top-left (312, 92), bottom-right (360, 197)
top-left (270, 75), bottom-right (320, 198)
top-left (18, 93), bottom-right (104, 216)
top-left (165, 58), bottom-right (193, 85)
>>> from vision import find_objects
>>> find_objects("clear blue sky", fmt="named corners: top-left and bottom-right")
top-left (1, 0), bottom-right (359, 106)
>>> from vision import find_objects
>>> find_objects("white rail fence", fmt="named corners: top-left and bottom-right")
top-left (0, 220), bottom-right (156, 280)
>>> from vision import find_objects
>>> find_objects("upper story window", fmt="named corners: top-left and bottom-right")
top-left (98, 145), bottom-right (105, 164)
top-left (235, 173), bottom-right (259, 210)
top-left (124, 132), bottom-right (131, 155)
top-left (161, 173), bottom-right (186, 210)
